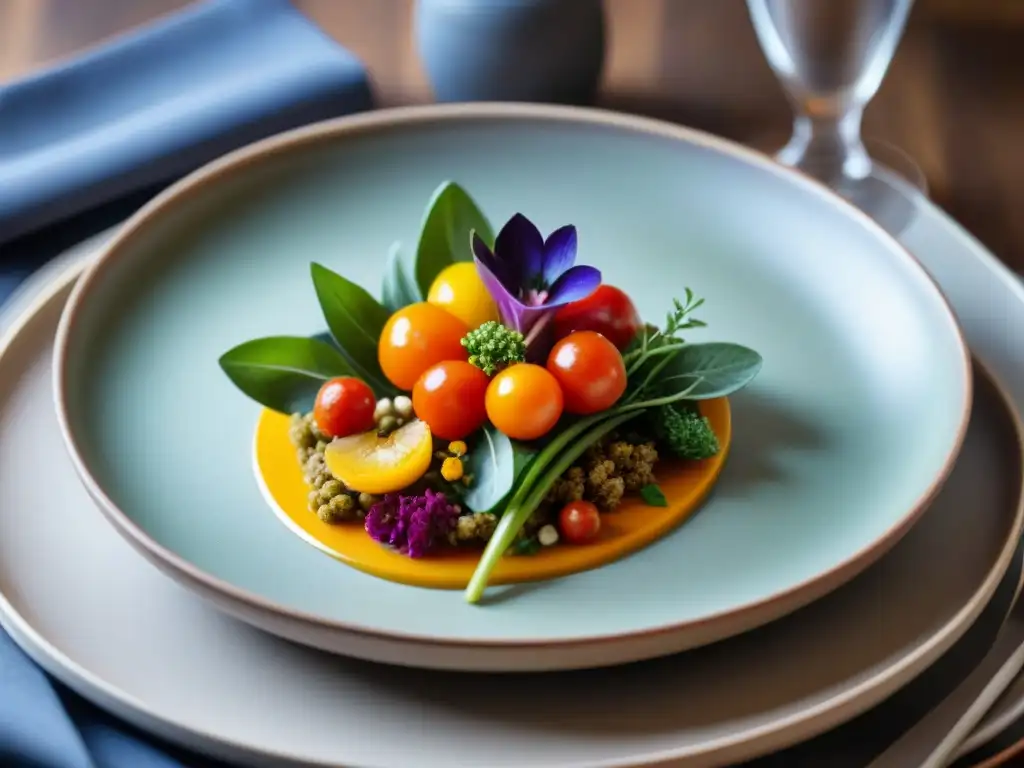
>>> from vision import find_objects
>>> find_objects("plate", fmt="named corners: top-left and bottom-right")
top-left (957, 644), bottom-right (1024, 761)
top-left (1, 194), bottom-right (1019, 765)
top-left (49, 105), bottom-right (971, 670)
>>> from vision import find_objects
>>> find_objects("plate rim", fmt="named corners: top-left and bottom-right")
top-left (0, 243), bottom-right (1017, 766)
top-left (48, 102), bottom-right (975, 650)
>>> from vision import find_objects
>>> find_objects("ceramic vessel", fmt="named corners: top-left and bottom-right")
top-left (415, 0), bottom-right (606, 103)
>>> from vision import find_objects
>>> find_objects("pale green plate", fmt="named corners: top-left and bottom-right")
top-left (52, 105), bottom-right (971, 671)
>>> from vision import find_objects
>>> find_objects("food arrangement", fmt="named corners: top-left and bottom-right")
top-left (220, 182), bottom-right (762, 602)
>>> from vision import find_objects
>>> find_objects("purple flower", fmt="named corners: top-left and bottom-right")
top-left (364, 489), bottom-right (459, 558)
top-left (472, 213), bottom-right (601, 343)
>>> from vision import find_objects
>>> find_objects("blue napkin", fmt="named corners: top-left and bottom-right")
top-left (0, 0), bottom-right (374, 244)
top-left (0, 630), bottom-right (228, 767)
top-left (0, 1), bottom-right (372, 765)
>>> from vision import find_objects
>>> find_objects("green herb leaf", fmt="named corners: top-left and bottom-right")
top-left (381, 241), bottom-right (422, 312)
top-left (640, 484), bottom-right (668, 507)
top-left (512, 441), bottom-right (538, 479)
top-left (463, 424), bottom-right (516, 513)
top-left (218, 335), bottom-right (355, 414)
top-left (414, 181), bottom-right (494, 295)
top-left (514, 538), bottom-right (541, 556)
top-left (310, 262), bottom-right (395, 395)
top-left (655, 342), bottom-right (763, 400)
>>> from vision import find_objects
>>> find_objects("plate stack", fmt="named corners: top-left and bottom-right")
top-left (3, 104), bottom-right (1024, 768)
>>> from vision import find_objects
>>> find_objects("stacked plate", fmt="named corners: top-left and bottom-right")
top-left (2, 104), bottom-right (1024, 767)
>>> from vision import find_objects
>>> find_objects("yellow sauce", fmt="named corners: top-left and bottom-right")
top-left (254, 398), bottom-right (731, 590)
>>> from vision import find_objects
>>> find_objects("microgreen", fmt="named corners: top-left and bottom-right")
top-left (461, 321), bottom-right (526, 376)
top-left (640, 484), bottom-right (668, 507)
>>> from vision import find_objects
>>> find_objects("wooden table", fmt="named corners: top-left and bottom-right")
top-left (2, 2), bottom-right (1023, 766)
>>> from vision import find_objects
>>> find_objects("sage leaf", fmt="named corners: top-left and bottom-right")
top-left (640, 484), bottom-right (668, 507)
top-left (463, 423), bottom-right (516, 513)
top-left (218, 335), bottom-right (355, 414)
top-left (310, 262), bottom-right (395, 395)
top-left (657, 342), bottom-right (763, 400)
top-left (415, 181), bottom-right (494, 295)
top-left (381, 241), bottom-right (422, 312)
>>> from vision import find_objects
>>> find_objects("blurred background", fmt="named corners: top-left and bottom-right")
top-left (2, 0), bottom-right (1022, 270)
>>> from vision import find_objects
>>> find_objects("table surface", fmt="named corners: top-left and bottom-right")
top-left (2, 2), bottom-right (1023, 766)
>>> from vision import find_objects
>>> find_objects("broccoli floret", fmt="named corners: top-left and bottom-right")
top-left (461, 321), bottom-right (526, 375)
top-left (656, 403), bottom-right (720, 460)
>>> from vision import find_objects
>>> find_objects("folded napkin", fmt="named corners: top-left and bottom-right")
top-left (0, 0), bottom-right (374, 245)
top-left (1, 630), bottom-right (228, 768)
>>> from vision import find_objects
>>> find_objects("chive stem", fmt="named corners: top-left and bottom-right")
top-left (464, 411), bottom-right (640, 603)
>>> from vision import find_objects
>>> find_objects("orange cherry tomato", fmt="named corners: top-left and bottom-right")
top-left (378, 302), bottom-right (469, 391)
top-left (559, 500), bottom-right (601, 543)
top-left (546, 331), bottom-right (627, 415)
top-left (553, 284), bottom-right (642, 351)
top-left (313, 376), bottom-right (376, 438)
top-left (412, 360), bottom-right (489, 441)
top-left (485, 363), bottom-right (564, 441)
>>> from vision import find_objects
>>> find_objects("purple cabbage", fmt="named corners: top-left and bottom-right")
top-left (364, 489), bottom-right (459, 558)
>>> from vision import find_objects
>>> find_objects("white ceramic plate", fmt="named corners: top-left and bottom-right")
top-left (0, 188), bottom-right (1021, 766)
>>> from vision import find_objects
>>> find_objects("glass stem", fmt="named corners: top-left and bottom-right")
top-left (776, 107), bottom-right (872, 185)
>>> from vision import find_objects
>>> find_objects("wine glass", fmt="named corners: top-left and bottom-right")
top-left (746, 0), bottom-right (925, 236)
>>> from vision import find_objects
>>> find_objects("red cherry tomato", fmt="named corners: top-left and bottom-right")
top-left (412, 360), bottom-right (489, 440)
top-left (313, 377), bottom-right (376, 438)
top-left (553, 284), bottom-right (642, 351)
top-left (546, 331), bottom-right (627, 415)
top-left (559, 500), bottom-right (601, 544)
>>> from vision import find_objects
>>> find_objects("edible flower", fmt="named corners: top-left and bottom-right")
top-left (364, 489), bottom-right (460, 558)
top-left (471, 213), bottom-right (601, 348)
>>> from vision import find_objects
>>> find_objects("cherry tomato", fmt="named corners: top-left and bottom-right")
top-left (559, 500), bottom-right (601, 544)
top-left (378, 302), bottom-right (469, 391)
top-left (313, 377), bottom-right (376, 438)
top-left (485, 363), bottom-right (564, 441)
top-left (553, 284), bottom-right (642, 350)
top-left (412, 360), bottom-right (489, 441)
top-left (546, 331), bottom-right (627, 415)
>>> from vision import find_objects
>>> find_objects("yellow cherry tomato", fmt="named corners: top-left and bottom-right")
top-left (427, 262), bottom-right (499, 330)
top-left (378, 302), bottom-right (469, 391)
top-left (485, 364), bottom-right (564, 441)
top-left (324, 419), bottom-right (433, 495)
